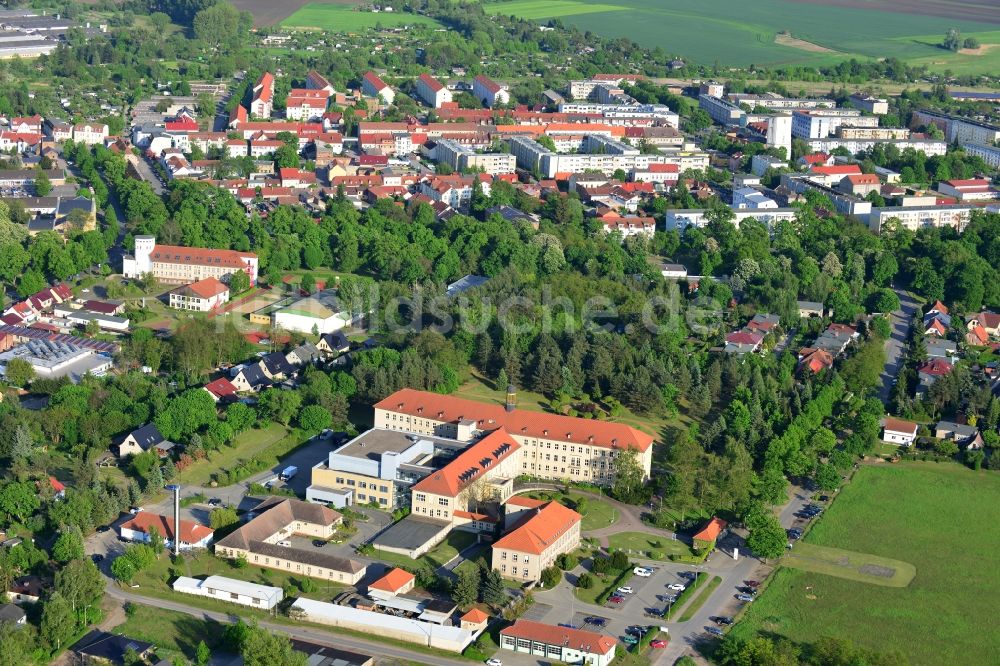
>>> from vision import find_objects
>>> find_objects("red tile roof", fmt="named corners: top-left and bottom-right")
top-left (461, 608), bottom-right (489, 624)
top-left (375, 388), bottom-right (655, 452)
top-left (506, 496), bottom-right (548, 509)
top-left (369, 567), bottom-right (414, 593)
top-left (184, 276), bottom-right (229, 299)
top-left (120, 512), bottom-right (213, 545)
top-left (811, 165), bottom-right (861, 176)
top-left (412, 429), bottom-right (521, 497)
top-left (474, 75), bottom-right (503, 94)
top-left (692, 516), bottom-right (727, 543)
top-left (968, 324), bottom-right (989, 345)
top-left (418, 73), bottom-right (445, 93)
top-left (726, 331), bottom-right (763, 346)
top-left (493, 500), bottom-right (580, 555)
top-left (151, 244), bottom-right (255, 270)
top-left (254, 72), bottom-right (275, 103)
top-left (929, 300), bottom-right (949, 315)
top-left (918, 358), bottom-right (953, 376)
top-left (363, 71), bottom-right (390, 92)
top-left (883, 417), bottom-right (918, 435)
top-left (501, 620), bottom-right (616, 655)
top-left (204, 377), bottom-right (238, 399)
top-left (48, 476), bottom-right (65, 493)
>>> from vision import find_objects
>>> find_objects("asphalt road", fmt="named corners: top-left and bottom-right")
top-left (878, 287), bottom-right (919, 403)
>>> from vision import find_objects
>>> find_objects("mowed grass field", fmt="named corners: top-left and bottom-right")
top-left (483, 0), bottom-right (1000, 72)
top-left (282, 3), bottom-right (441, 30)
top-left (729, 463), bottom-right (1000, 665)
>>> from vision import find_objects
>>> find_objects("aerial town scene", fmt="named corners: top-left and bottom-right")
top-left (0, 0), bottom-right (998, 665)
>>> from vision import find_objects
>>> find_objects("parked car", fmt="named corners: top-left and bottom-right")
top-left (626, 626), bottom-right (644, 636)
top-left (621, 635), bottom-right (639, 646)
top-left (634, 567), bottom-right (653, 577)
top-left (744, 580), bottom-right (760, 588)
top-left (736, 594), bottom-right (755, 602)
top-left (96, 526), bottom-right (110, 533)
top-left (129, 507), bottom-right (143, 515)
top-left (713, 616), bottom-right (734, 625)
top-left (706, 627), bottom-right (724, 637)
top-left (558, 623), bottom-right (577, 629)
top-left (650, 640), bottom-right (668, 649)
top-left (91, 554), bottom-right (104, 563)
top-left (617, 586), bottom-right (634, 595)
top-left (586, 617), bottom-right (607, 626)
top-left (485, 659), bottom-right (502, 666)
top-left (609, 595), bottom-right (625, 604)
top-left (207, 498), bottom-right (222, 506)
top-left (667, 583), bottom-right (685, 591)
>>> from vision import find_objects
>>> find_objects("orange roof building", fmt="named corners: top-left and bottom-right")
top-left (692, 517), bottom-right (727, 550)
top-left (119, 512), bottom-right (214, 550)
top-left (368, 567), bottom-right (416, 598)
top-left (492, 500), bottom-right (581, 582)
top-left (460, 607), bottom-right (490, 631)
top-left (500, 620), bottom-right (617, 665)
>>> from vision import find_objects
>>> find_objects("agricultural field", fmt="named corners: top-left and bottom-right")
top-left (729, 463), bottom-right (1000, 665)
top-left (482, 0), bottom-right (1000, 72)
top-left (281, 3), bottom-right (442, 30)
top-left (231, 0), bottom-right (357, 26)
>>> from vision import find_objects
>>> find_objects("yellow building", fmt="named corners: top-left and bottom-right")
top-left (492, 499), bottom-right (581, 583)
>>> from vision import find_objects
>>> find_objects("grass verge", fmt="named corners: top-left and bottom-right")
top-left (678, 575), bottom-right (722, 622)
top-left (663, 572), bottom-right (709, 620)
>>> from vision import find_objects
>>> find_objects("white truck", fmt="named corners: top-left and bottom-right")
top-left (279, 465), bottom-right (298, 481)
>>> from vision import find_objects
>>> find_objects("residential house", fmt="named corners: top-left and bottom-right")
top-left (7, 575), bottom-right (43, 604)
top-left (203, 377), bottom-right (239, 403)
top-left (0, 603), bottom-right (26, 627)
top-left (362, 72), bottom-right (394, 105)
top-left (415, 73), bottom-right (452, 108)
top-left (881, 417), bottom-right (918, 446)
top-left (72, 122), bottom-right (109, 146)
top-left (798, 347), bottom-right (834, 374)
top-left (917, 358), bottom-right (953, 387)
top-left (839, 173), bottom-right (881, 197)
top-left (116, 423), bottom-right (175, 458)
top-left (168, 277), bottom-right (230, 312)
top-left (812, 324), bottom-right (858, 356)
top-left (231, 363), bottom-right (271, 392)
top-left (934, 420), bottom-right (979, 446)
top-left (797, 300), bottom-right (824, 318)
top-left (286, 342), bottom-right (321, 366)
top-left (967, 323), bottom-right (989, 346)
top-left (251, 72), bottom-right (275, 119)
top-left (968, 312), bottom-right (1000, 338)
top-left (492, 500), bottom-right (581, 583)
top-left (660, 263), bottom-right (688, 279)
top-left (724, 331), bottom-right (763, 354)
top-left (285, 89), bottom-right (330, 121)
top-left (317, 331), bottom-right (350, 357)
top-left (746, 313), bottom-right (780, 334)
top-left (119, 512), bottom-right (214, 550)
top-left (72, 630), bottom-right (155, 665)
top-left (500, 620), bottom-right (616, 666)
top-left (261, 351), bottom-right (296, 381)
top-left (926, 339), bottom-right (957, 362)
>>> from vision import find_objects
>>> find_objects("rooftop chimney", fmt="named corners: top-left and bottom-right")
top-left (505, 384), bottom-right (517, 412)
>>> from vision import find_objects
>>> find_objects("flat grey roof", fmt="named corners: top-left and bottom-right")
top-left (336, 429), bottom-right (458, 462)
top-left (372, 516), bottom-right (450, 551)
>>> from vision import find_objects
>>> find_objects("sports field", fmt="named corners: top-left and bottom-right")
top-left (282, 3), bottom-right (441, 30)
top-left (729, 463), bottom-right (1000, 664)
top-left (482, 0), bottom-right (1000, 72)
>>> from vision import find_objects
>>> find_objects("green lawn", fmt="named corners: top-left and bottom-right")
top-left (480, 0), bottom-right (1000, 72)
top-left (282, 4), bottom-right (441, 30)
top-left (783, 542), bottom-right (916, 588)
top-left (678, 575), bottom-right (722, 622)
top-left (607, 531), bottom-right (693, 561)
top-left (730, 463), bottom-right (1000, 664)
top-left (525, 491), bottom-right (618, 531)
top-left (178, 423), bottom-right (292, 486)
top-left (113, 605), bottom-right (230, 663)
top-left (371, 530), bottom-right (478, 570)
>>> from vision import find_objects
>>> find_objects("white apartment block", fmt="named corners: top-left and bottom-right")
top-left (732, 187), bottom-right (778, 209)
top-left (362, 71), bottom-right (395, 105)
top-left (962, 142), bottom-right (1000, 168)
top-left (912, 109), bottom-right (1000, 145)
top-left (868, 205), bottom-right (972, 234)
top-left (791, 110), bottom-right (875, 139)
top-left (699, 95), bottom-right (744, 125)
top-left (836, 126), bottom-right (910, 140)
top-left (849, 94), bottom-right (889, 114)
top-left (416, 73), bottom-right (452, 108)
top-left (507, 135), bottom-right (699, 178)
top-left (558, 103), bottom-right (679, 127)
top-left (434, 138), bottom-right (515, 175)
top-left (473, 75), bottom-right (510, 108)
top-left (72, 123), bottom-right (109, 146)
top-left (751, 154), bottom-right (787, 176)
top-left (728, 93), bottom-right (835, 110)
top-left (665, 207), bottom-right (798, 232)
top-left (805, 137), bottom-right (947, 156)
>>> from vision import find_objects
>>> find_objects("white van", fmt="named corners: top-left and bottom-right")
top-left (277, 540), bottom-right (291, 547)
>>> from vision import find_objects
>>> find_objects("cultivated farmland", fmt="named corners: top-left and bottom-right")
top-left (482, 0), bottom-right (1000, 72)
top-left (281, 3), bottom-right (442, 30)
top-left (729, 463), bottom-right (1000, 665)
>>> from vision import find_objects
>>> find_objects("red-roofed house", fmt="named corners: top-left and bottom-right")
top-left (492, 501), bottom-right (581, 582)
top-left (629, 162), bottom-right (679, 186)
top-left (473, 75), bottom-right (509, 108)
top-left (168, 277), bottom-right (230, 312)
top-left (119, 512), bottom-right (214, 550)
top-left (41, 476), bottom-right (66, 499)
top-left (798, 152), bottom-right (833, 167)
top-left (724, 330), bottom-right (764, 354)
top-left (124, 237), bottom-right (259, 286)
top-left (968, 312), bottom-right (1000, 338)
top-left (692, 517), bottom-right (727, 551)
top-left (967, 323), bottom-right (989, 346)
top-left (251, 72), bottom-right (275, 119)
top-left (203, 377), bottom-right (239, 403)
top-left (460, 608), bottom-right (489, 632)
top-left (361, 72), bottom-right (394, 105)
top-left (918, 358), bottom-right (953, 386)
top-left (840, 173), bottom-right (881, 196)
top-left (798, 347), bottom-right (834, 374)
top-left (881, 417), bottom-right (918, 446)
top-left (367, 567), bottom-right (415, 600)
top-left (306, 70), bottom-right (335, 95)
top-left (809, 163), bottom-right (862, 187)
top-left (500, 620), bottom-right (617, 666)
top-left (285, 88), bottom-right (330, 121)
top-left (416, 73), bottom-right (452, 108)
top-left (938, 178), bottom-right (999, 201)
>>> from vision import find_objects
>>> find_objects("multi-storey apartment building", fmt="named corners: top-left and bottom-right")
top-left (416, 73), bottom-right (452, 108)
top-left (867, 205), bottom-right (973, 233)
top-left (912, 109), bottom-right (1000, 145)
top-left (433, 138), bottom-right (516, 175)
top-left (362, 71), bottom-right (395, 105)
top-left (122, 235), bottom-right (259, 285)
top-left (473, 75), bottom-right (510, 108)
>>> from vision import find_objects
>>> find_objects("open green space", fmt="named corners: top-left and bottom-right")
top-left (371, 530), bottom-right (478, 570)
top-left (113, 605), bottom-right (229, 662)
top-left (783, 542), bottom-right (916, 588)
top-left (607, 531), bottom-right (693, 561)
top-left (730, 463), bottom-right (1000, 664)
top-left (481, 0), bottom-right (1000, 72)
top-left (178, 423), bottom-right (293, 486)
top-left (282, 4), bottom-right (441, 30)
top-left (524, 491), bottom-right (618, 531)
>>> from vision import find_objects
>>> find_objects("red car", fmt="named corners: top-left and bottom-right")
top-left (650, 640), bottom-right (668, 649)
top-left (745, 580), bottom-right (760, 588)
top-left (609, 595), bottom-right (624, 604)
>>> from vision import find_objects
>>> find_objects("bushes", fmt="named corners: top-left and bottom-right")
top-left (540, 566), bottom-right (562, 588)
top-left (577, 573), bottom-right (594, 589)
top-left (556, 553), bottom-right (578, 570)
top-left (212, 457), bottom-right (266, 485)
